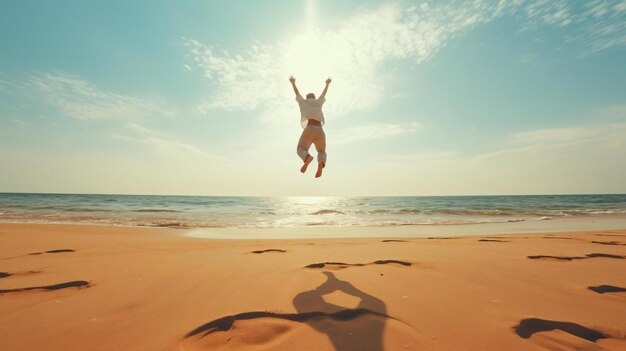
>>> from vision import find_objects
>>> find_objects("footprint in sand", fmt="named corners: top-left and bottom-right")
top-left (28, 249), bottom-right (76, 255)
top-left (595, 233), bottom-right (626, 237)
top-left (250, 249), bottom-right (286, 254)
top-left (305, 260), bottom-right (412, 270)
top-left (514, 317), bottom-right (606, 341)
top-left (591, 240), bottom-right (626, 246)
top-left (1, 250), bottom-right (89, 296)
top-left (512, 317), bottom-right (626, 350)
top-left (3, 249), bottom-right (77, 260)
top-left (0, 270), bottom-right (41, 279)
top-left (528, 253), bottom-right (626, 261)
top-left (0, 280), bottom-right (90, 295)
top-left (588, 285), bottom-right (626, 294)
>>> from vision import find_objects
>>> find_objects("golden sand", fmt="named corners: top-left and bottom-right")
top-left (1, 224), bottom-right (625, 350)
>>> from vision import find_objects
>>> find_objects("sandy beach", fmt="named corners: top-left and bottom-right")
top-left (3, 0), bottom-right (626, 349)
top-left (0, 223), bottom-right (625, 350)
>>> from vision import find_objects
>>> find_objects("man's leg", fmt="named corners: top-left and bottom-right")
top-left (313, 128), bottom-right (327, 178)
top-left (297, 127), bottom-right (315, 173)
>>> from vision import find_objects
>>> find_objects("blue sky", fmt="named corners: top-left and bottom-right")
top-left (1, 0), bottom-right (625, 196)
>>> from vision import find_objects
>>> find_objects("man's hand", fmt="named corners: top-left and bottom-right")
top-left (289, 75), bottom-right (301, 97)
top-left (320, 77), bottom-right (331, 98)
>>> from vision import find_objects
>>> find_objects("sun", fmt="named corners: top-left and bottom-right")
top-left (282, 0), bottom-right (340, 91)
top-left (284, 31), bottom-right (328, 85)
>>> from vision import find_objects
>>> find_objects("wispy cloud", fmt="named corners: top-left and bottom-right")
top-left (503, 122), bottom-right (626, 149)
top-left (520, 0), bottom-right (626, 54)
top-left (509, 126), bottom-right (600, 145)
top-left (470, 119), bottom-right (626, 166)
top-left (184, 1), bottom-right (626, 121)
top-left (26, 72), bottom-right (172, 120)
top-left (334, 122), bottom-right (420, 145)
top-left (111, 123), bottom-right (222, 160)
top-left (519, 53), bottom-right (540, 64)
top-left (381, 119), bottom-right (626, 195)
top-left (0, 71), bottom-right (18, 94)
top-left (523, 0), bottom-right (573, 27)
top-left (0, 74), bottom-right (7, 93)
top-left (184, 38), bottom-right (283, 113)
top-left (182, 2), bottom-right (505, 118)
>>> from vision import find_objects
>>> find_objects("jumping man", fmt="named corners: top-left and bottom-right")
top-left (289, 75), bottom-right (331, 178)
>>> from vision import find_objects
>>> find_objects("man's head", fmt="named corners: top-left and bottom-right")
top-left (306, 92), bottom-right (315, 99)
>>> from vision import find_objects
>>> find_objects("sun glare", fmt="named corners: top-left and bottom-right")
top-left (283, 0), bottom-right (342, 92)
top-left (284, 32), bottom-right (328, 85)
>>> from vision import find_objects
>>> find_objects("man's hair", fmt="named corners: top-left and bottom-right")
top-left (306, 92), bottom-right (315, 99)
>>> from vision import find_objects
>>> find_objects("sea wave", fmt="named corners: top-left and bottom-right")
top-left (257, 211), bottom-right (276, 215)
top-left (2, 211), bottom-right (625, 228)
top-left (429, 209), bottom-right (518, 216)
top-left (425, 208), bottom-right (625, 217)
top-left (366, 209), bottom-right (422, 214)
top-left (138, 222), bottom-right (190, 228)
top-left (310, 209), bottom-right (345, 215)
top-left (398, 209), bottom-right (422, 214)
top-left (62, 208), bottom-right (112, 212)
top-left (305, 221), bottom-right (340, 226)
top-left (367, 209), bottom-right (393, 214)
top-left (132, 209), bottom-right (182, 213)
top-left (1, 193), bottom-right (625, 229)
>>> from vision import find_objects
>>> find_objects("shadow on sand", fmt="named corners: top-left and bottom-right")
top-left (184, 272), bottom-right (393, 350)
top-left (292, 271), bottom-right (388, 350)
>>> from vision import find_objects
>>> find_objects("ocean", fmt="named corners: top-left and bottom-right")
top-left (0, 193), bottom-right (624, 229)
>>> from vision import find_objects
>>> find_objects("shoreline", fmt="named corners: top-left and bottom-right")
top-left (2, 214), bottom-right (626, 240)
top-left (186, 215), bottom-right (626, 239)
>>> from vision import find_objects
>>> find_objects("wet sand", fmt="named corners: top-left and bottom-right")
top-left (1, 223), bottom-right (625, 350)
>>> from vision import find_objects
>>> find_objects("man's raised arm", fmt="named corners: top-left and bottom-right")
top-left (289, 75), bottom-right (302, 98)
top-left (320, 77), bottom-right (332, 98)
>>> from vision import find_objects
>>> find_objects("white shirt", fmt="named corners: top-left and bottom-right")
top-left (296, 94), bottom-right (326, 128)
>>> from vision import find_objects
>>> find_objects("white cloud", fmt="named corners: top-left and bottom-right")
top-left (524, 0), bottom-right (573, 27)
top-left (185, 0), bottom-right (626, 122)
top-left (183, 2), bottom-right (506, 119)
top-left (27, 72), bottom-right (172, 120)
top-left (178, 0), bottom-right (626, 167)
top-left (521, 0), bottom-right (626, 54)
top-left (184, 38), bottom-right (284, 113)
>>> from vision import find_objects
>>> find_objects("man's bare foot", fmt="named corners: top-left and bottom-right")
top-left (315, 162), bottom-right (325, 178)
top-left (300, 155), bottom-right (314, 173)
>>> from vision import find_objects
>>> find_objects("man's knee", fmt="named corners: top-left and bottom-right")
top-left (297, 146), bottom-right (310, 160)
